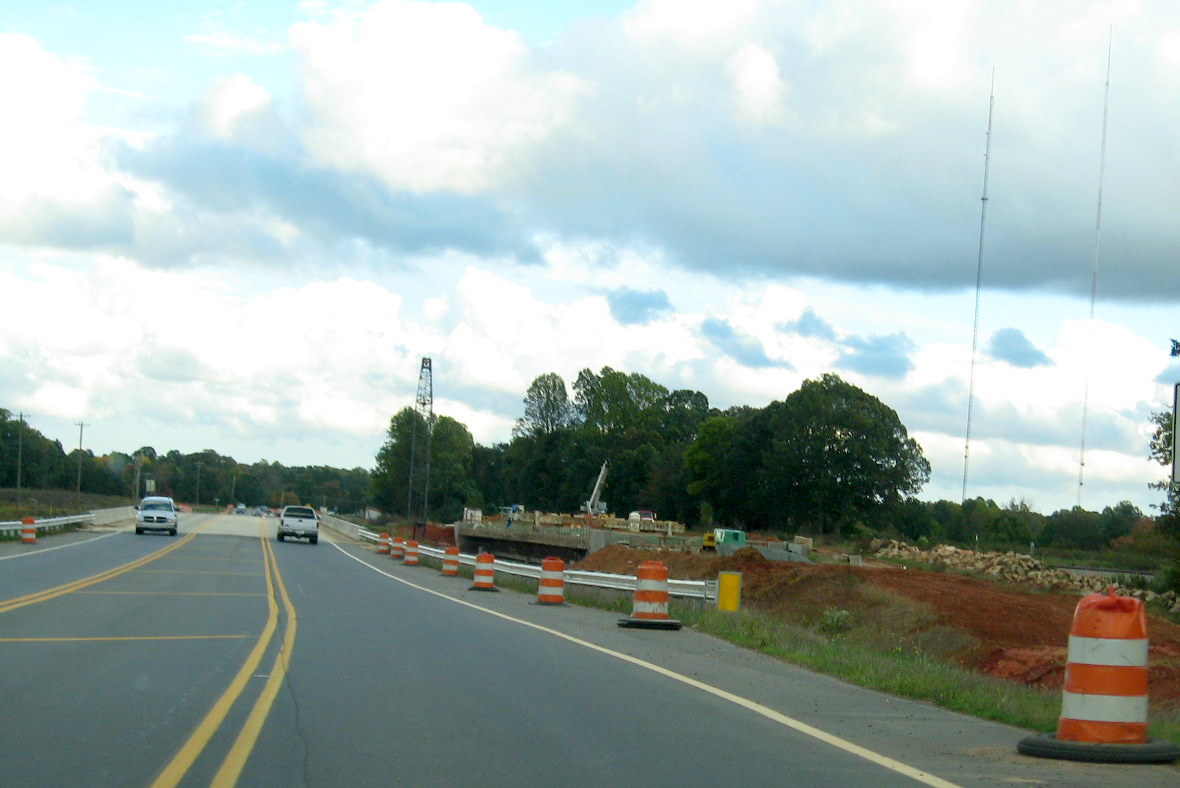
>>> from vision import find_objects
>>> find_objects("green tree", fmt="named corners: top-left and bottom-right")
top-left (757, 374), bottom-right (930, 534)
top-left (371, 409), bottom-right (478, 522)
top-left (515, 373), bottom-right (573, 437)
top-left (428, 416), bottom-right (479, 521)
top-left (1149, 407), bottom-right (1178, 537)
top-left (371, 407), bottom-right (419, 517)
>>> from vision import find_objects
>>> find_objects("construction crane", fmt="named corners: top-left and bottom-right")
top-left (581, 460), bottom-right (608, 515)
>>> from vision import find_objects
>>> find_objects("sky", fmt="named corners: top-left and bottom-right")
top-left (2, 0), bottom-right (1178, 516)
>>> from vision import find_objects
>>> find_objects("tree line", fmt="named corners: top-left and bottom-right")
top-left (370, 366), bottom-right (1176, 556)
top-left (0, 409), bottom-right (369, 512)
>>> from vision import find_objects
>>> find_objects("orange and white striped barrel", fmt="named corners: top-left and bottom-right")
top-left (391, 536), bottom-right (405, 560)
top-left (377, 532), bottom-right (391, 555)
top-left (618, 561), bottom-right (681, 629)
top-left (20, 517), bottom-right (36, 545)
top-left (469, 552), bottom-right (497, 591)
top-left (441, 546), bottom-right (460, 576)
top-left (1057, 588), bottom-right (1149, 744)
top-left (535, 556), bottom-right (565, 605)
top-left (404, 540), bottom-right (420, 566)
top-left (632, 561), bottom-right (672, 620)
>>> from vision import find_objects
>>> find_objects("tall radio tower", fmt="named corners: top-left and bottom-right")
top-left (406, 358), bottom-right (434, 530)
top-left (962, 71), bottom-right (995, 502)
top-left (1078, 31), bottom-right (1113, 506)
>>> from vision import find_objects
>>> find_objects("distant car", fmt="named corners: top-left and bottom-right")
top-left (254, 506), bottom-right (270, 517)
top-left (136, 496), bottom-right (179, 536)
top-left (234, 504), bottom-right (247, 514)
top-left (277, 505), bottom-right (318, 544)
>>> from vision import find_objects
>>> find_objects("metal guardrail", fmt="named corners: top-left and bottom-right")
top-left (320, 517), bottom-right (715, 603)
top-left (0, 513), bottom-right (95, 535)
top-left (0, 506), bottom-right (136, 535)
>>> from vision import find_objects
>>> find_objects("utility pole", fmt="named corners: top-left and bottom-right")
top-left (195, 461), bottom-right (203, 507)
top-left (15, 412), bottom-right (24, 513)
top-left (132, 453), bottom-right (142, 500)
top-left (75, 421), bottom-right (89, 513)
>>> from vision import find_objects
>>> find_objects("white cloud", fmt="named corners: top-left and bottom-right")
top-left (184, 32), bottom-right (286, 58)
top-left (727, 42), bottom-right (790, 127)
top-left (622, 0), bottom-right (760, 49)
top-left (200, 75), bottom-right (275, 141)
top-left (0, 35), bottom-right (125, 234)
top-left (291, 0), bottom-right (586, 193)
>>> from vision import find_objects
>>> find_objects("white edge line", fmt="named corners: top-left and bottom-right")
top-left (0, 529), bottom-right (123, 560)
top-left (329, 540), bottom-right (961, 788)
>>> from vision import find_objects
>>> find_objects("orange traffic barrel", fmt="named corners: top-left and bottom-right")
top-left (534, 556), bottom-right (566, 606)
top-left (441, 546), bottom-right (460, 576)
top-left (404, 540), bottom-right (419, 566)
top-left (469, 552), bottom-right (498, 592)
top-left (391, 536), bottom-right (405, 561)
top-left (1018, 587), bottom-right (1180, 763)
top-left (20, 517), bottom-right (36, 545)
top-left (618, 561), bottom-right (681, 630)
top-left (377, 532), bottom-right (391, 555)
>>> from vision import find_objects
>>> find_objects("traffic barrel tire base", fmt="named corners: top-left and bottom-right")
top-left (1017, 587), bottom-right (1180, 764)
top-left (1017, 733), bottom-right (1180, 764)
top-left (617, 560), bottom-right (682, 630)
top-left (532, 556), bottom-right (566, 606)
top-left (469, 552), bottom-right (499, 592)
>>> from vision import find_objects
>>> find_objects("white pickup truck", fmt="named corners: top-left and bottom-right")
top-left (277, 505), bottom-right (319, 545)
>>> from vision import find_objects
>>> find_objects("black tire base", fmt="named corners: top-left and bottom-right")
top-left (1017, 733), bottom-right (1180, 764)
top-left (617, 617), bottom-right (683, 630)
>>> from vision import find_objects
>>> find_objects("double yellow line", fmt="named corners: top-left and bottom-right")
top-left (0, 531), bottom-right (200, 614)
top-left (152, 524), bottom-right (298, 788)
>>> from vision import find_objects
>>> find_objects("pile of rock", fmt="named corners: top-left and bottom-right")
top-left (869, 539), bottom-right (1178, 611)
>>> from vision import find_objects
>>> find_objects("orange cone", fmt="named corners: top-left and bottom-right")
top-left (469, 552), bottom-right (498, 591)
top-left (533, 556), bottom-right (566, 605)
top-left (377, 532), bottom-right (391, 555)
top-left (404, 539), bottom-right (419, 566)
top-left (441, 546), bottom-right (460, 577)
top-left (391, 536), bottom-right (405, 561)
top-left (618, 561), bottom-right (681, 630)
top-left (20, 517), bottom-right (36, 545)
top-left (1018, 587), bottom-right (1180, 763)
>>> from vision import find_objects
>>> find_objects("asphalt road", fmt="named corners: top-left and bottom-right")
top-left (0, 515), bottom-right (1176, 787)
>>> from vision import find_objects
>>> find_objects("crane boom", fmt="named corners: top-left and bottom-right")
top-left (582, 460), bottom-right (609, 515)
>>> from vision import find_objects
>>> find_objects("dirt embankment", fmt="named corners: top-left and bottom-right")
top-left (573, 545), bottom-right (1180, 706)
